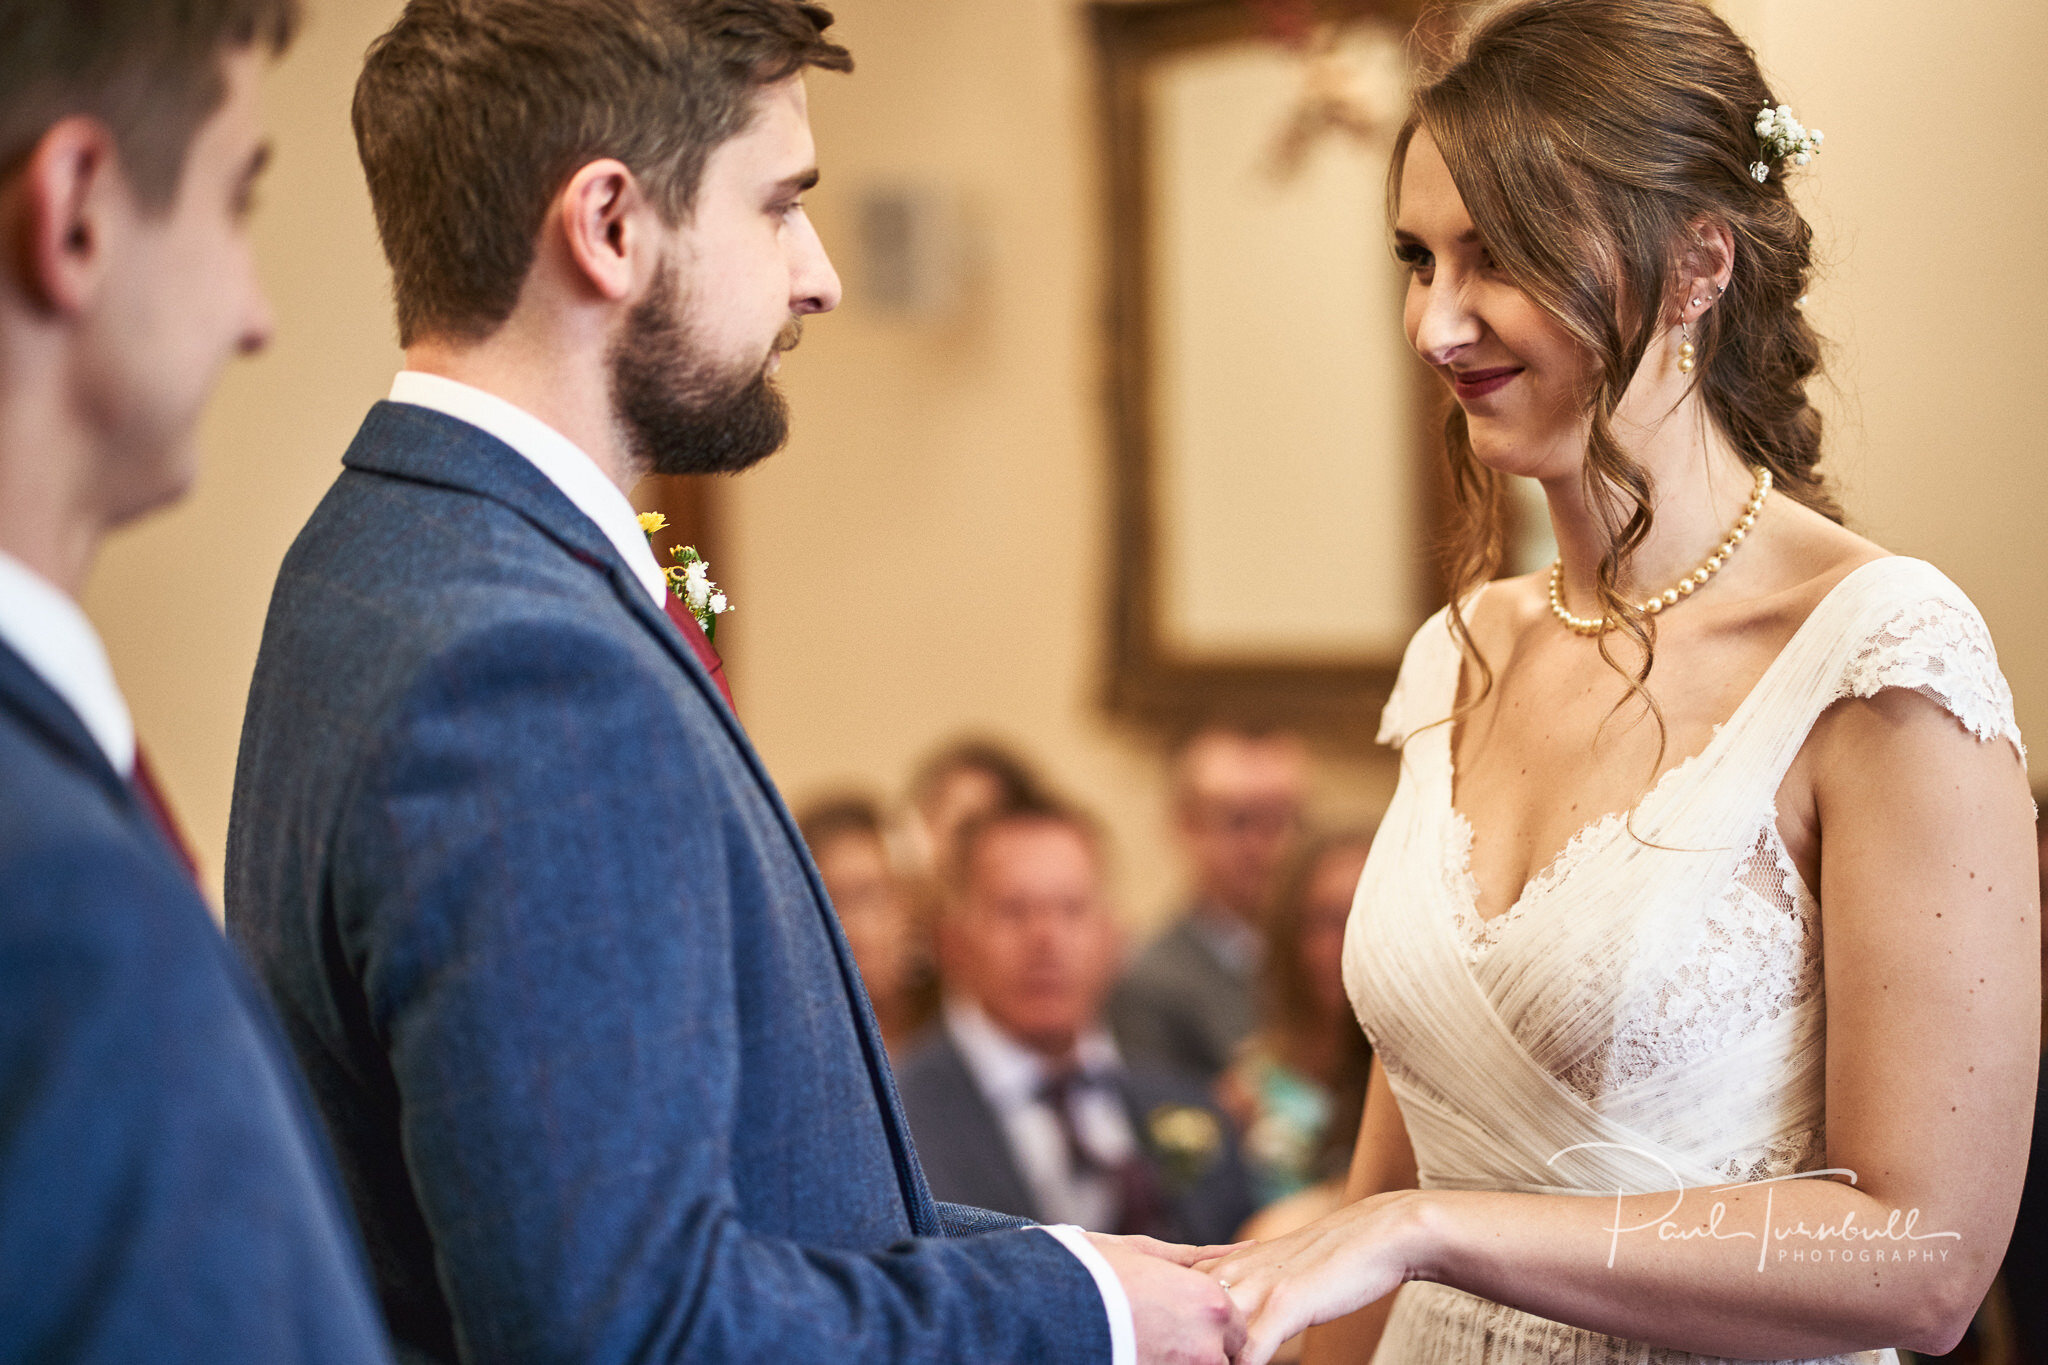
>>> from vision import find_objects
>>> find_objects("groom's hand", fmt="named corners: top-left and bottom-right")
top-left (1085, 1232), bottom-right (1248, 1365)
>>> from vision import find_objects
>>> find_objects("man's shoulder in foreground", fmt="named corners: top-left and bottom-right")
top-left (0, 666), bottom-right (390, 1365)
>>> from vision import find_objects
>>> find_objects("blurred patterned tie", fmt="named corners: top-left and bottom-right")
top-left (1037, 1066), bottom-right (1167, 1239)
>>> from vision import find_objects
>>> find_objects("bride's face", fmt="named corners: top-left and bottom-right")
top-left (1394, 131), bottom-right (1593, 481)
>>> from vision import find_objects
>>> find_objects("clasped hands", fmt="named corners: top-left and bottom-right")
top-left (1089, 1190), bottom-right (1426, 1365)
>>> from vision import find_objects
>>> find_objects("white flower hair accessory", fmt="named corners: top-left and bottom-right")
top-left (1750, 103), bottom-right (1823, 183)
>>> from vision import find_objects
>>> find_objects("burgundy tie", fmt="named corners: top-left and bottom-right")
top-left (662, 593), bottom-right (735, 714)
top-left (131, 744), bottom-right (202, 885)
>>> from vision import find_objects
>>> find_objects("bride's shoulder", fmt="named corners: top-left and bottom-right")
top-left (1392, 570), bottom-right (1546, 670)
top-left (1380, 572), bottom-right (1547, 748)
top-left (1468, 569), bottom-right (1552, 645)
top-left (1770, 509), bottom-right (2022, 756)
top-left (1765, 503), bottom-right (1978, 635)
top-left (1741, 501), bottom-right (1931, 644)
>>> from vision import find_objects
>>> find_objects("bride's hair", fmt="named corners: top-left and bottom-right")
top-left (1394, 0), bottom-right (1839, 704)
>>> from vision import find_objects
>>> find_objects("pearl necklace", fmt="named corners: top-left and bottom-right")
top-left (1547, 465), bottom-right (1772, 637)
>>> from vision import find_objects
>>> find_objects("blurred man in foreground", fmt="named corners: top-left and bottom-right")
top-left (1111, 727), bottom-right (1310, 1083)
top-left (0, 2), bottom-right (391, 1359)
top-left (900, 798), bottom-right (1255, 1246)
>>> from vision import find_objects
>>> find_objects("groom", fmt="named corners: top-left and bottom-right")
top-left (226, 1), bottom-right (1242, 1361)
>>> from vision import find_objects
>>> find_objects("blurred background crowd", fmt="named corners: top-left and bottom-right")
top-left (795, 724), bottom-right (1374, 1258)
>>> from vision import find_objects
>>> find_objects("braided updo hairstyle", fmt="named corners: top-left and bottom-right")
top-left (1394, 0), bottom-right (1836, 702)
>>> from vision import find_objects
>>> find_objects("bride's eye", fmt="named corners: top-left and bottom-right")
top-left (1394, 241), bottom-right (1435, 278)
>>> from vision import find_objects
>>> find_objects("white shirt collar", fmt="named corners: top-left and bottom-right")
top-left (943, 996), bottom-right (1125, 1114)
top-left (386, 371), bottom-right (668, 609)
top-left (0, 549), bottom-right (135, 777)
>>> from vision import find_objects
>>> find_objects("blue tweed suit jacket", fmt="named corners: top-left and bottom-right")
top-left (0, 641), bottom-right (391, 1364)
top-left (226, 402), bottom-right (1109, 1364)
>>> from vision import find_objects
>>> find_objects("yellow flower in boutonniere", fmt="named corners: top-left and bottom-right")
top-left (637, 511), bottom-right (669, 536)
top-left (1146, 1103), bottom-right (1224, 1190)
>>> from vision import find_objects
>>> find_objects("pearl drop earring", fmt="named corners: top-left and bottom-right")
top-left (1677, 316), bottom-right (1696, 374)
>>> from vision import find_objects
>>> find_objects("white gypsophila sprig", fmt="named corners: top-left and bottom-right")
top-left (1750, 103), bottom-right (1823, 183)
top-left (664, 544), bottom-right (732, 641)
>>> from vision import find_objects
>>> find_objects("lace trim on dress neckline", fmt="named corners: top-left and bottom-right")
top-left (1440, 583), bottom-right (2025, 955)
top-left (1445, 725), bottom-right (1723, 951)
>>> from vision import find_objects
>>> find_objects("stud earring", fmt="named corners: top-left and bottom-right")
top-left (1677, 318), bottom-right (1696, 374)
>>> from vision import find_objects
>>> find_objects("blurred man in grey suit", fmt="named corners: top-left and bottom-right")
top-left (1110, 728), bottom-right (1309, 1084)
top-left (899, 798), bottom-right (1256, 1246)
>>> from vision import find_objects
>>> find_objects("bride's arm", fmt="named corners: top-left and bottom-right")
top-left (1296, 1057), bottom-right (1419, 1365)
top-left (1211, 688), bottom-right (2039, 1365)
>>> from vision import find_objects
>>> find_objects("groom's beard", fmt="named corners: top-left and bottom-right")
top-left (610, 262), bottom-right (797, 478)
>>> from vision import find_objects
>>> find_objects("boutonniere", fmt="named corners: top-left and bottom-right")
top-left (638, 512), bottom-right (731, 643)
top-left (1145, 1103), bottom-right (1224, 1190)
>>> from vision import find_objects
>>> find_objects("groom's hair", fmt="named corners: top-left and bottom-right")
top-left (0, 0), bottom-right (299, 211)
top-left (354, 0), bottom-right (853, 348)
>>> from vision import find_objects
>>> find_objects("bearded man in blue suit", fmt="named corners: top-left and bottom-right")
top-left (226, 3), bottom-right (1244, 1361)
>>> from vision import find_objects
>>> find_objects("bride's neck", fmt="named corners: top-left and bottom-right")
top-left (1542, 398), bottom-right (1756, 606)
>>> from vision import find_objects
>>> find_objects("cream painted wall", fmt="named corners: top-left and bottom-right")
top-left (1742, 0), bottom-right (2048, 751)
top-left (724, 0), bottom-right (1217, 924)
top-left (83, 0), bottom-right (2048, 927)
top-left (83, 0), bottom-right (405, 899)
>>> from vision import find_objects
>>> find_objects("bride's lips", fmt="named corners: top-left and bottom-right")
top-left (1450, 365), bottom-right (1522, 401)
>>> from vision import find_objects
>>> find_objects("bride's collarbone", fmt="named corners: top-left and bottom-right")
top-left (1443, 531), bottom-right (1881, 914)
top-left (1452, 699), bottom-right (1710, 920)
top-left (1449, 613), bottom-right (1796, 919)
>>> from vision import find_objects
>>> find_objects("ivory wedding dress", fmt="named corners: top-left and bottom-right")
top-left (1344, 556), bottom-right (2024, 1365)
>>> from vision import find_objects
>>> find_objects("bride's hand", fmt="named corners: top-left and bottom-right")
top-left (1199, 1190), bottom-right (1434, 1365)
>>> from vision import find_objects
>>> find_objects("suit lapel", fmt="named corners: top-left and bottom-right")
top-left (0, 639), bottom-right (134, 814)
top-left (347, 400), bottom-right (942, 1232)
top-left (932, 1034), bottom-right (1043, 1221)
top-left (346, 403), bottom-right (740, 742)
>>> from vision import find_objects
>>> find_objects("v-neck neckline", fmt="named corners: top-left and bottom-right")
top-left (1441, 555), bottom-right (1892, 934)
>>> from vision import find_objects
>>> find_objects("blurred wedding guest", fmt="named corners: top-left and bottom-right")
top-left (1218, 828), bottom-right (1376, 1216)
top-left (899, 735), bottom-right (1054, 881)
top-left (0, 2), bottom-right (393, 1360)
top-left (898, 798), bottom-right (1256, 1246)
top-left (891, 735), bottom-right (1056, 1034)
top-left (1110, 725), bottom-right (1309, 1083)
top-left (797, 793), bottom-right (927, 1053)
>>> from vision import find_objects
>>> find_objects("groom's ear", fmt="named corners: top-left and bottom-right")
top-left (555, 158), bottom-right (651, 305)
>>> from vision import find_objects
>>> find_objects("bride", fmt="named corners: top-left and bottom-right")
top-left (1203, 2), bottom-right (2038, 1363)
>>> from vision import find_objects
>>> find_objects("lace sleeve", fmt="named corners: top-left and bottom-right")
top-left (1836, 596), bottom-right (2025, 761)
